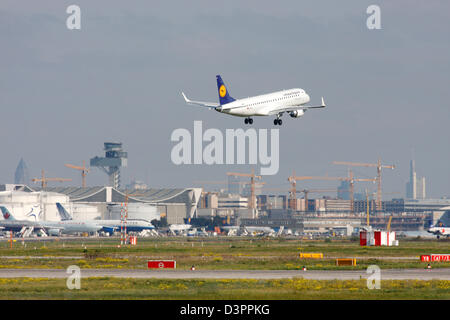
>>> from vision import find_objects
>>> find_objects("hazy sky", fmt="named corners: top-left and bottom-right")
top-left (1, 1), bottom-right (449, 199)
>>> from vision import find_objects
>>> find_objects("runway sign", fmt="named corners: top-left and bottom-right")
top-left (420, 254), bottom-right (449, 262)
top-left (147, 260), bottom-right (176, 269)
top-left (336, 258), bottom-right (356, 266)
top-left (299, 253), bottom-right (323, 259)
top-left (430, 254), bottom-right (450, 262)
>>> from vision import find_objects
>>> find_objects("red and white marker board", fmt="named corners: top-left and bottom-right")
top-left (420, 254), bottom-right (449, 262)
top-left (147, 260), bottom-right (176, 269)
top-left (430, 254), bottom-right (450, 262)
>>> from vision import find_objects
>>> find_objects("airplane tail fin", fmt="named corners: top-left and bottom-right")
top-left (216, 75), bottom-right (235, 105)
top-left (56, 203), bottom-right (72, 221)
top-left (0, 206), bottom-right (15, 220)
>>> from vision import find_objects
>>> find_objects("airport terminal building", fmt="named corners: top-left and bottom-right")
top-left (0, 184), bottom-right (202, 224)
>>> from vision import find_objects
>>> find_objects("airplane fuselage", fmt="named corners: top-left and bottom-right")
top-left (219, 89), bottom-right (310, 117)
top-left (43, 220), bottom-right (102, 234)
top-left (93, 219), bottom-right (155, 232)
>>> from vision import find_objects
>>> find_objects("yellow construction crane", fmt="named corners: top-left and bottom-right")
top-left (65, 160), bottom-right (90, 188)
top-left (227, 169), bottom-right (261, 210)
top-left (387, 215), bottom-right (393, 232)
top-left (364, 188), bottom-right (378, 227)
top-left (31, 169), bottom-right (72, 189)
top-left (365, 189), bottom-right (370, 227)
top-left (287, 170), bottom-right (375, 213)
top-left (287, 170), bottom-right (343, 210)
top-left (296, 189), bottom-right (336, 212)
top-left (332, 159), bottom-right (395, 211)
top-left (193, 179), bottom-right (265, 209)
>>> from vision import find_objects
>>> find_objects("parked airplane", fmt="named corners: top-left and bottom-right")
top-left (427, 222), bottom-right (450, 238)
top-left (182, 75), bottom-right (326, 125)
top-left (0, 206), bottom-right (101, 236)
top-left (222, 225), bottom-right (282, 237)
top-left (169, 224), bottom-right (192, 235)
top-left (0, 206), bottom-right (41, 233)
top-left (55, 203), bottom-right (155, 234)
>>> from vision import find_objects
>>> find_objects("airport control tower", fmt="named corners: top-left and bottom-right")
top-left (90, 142), bottom-right (128, 189)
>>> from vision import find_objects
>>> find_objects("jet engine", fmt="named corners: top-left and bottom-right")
top-left (289, 109), bottom-right (305, 118)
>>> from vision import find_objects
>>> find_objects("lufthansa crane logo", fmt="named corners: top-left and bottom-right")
top-left (219, 85), bottom-right (227, 98)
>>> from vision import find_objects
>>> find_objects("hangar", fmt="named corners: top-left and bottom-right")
top-left (0, 184), bottom-right (202, 224)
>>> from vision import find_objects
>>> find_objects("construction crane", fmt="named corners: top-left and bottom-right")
top-left (193, 180), bottom-right (265, 193)
top-left (65, 160), bottom-right (90, 188)
top-left (332, 158), bottom-right (395, 212)
top-left (31, 169), bottom-right (72, 189)
top-left (287, 170), bottom-right (343, 210)
top-left (287, 170), bottom-right (375, 213)
top-left (365, 189), bottom-right (375, 228)
top-left (346, 170), bottom-right (377, 214)
top-left (387, 215), bottom-right (393, 232)
top-left (227, 169), bottom-right (261, 210)
top-left (296, 189), bottom-right (336, 212)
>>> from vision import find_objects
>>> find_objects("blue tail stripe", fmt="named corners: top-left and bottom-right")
top-left (216, 75), bottom-right (235, 105)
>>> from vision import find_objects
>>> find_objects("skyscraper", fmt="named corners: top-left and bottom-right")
top-left (406, 159), bottom-right (426, 199)
top-left (14, 158), bottom-right (30, 185)
top-left (337, 180), bottom-right (351, 200)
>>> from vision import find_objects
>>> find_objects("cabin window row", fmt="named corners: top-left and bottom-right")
top-left (247, 94), bottom-right (300, 106)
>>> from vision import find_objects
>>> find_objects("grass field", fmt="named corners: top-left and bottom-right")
top-left (0, 237), bottom-right (448, 271)
top-left (0, 277), bottom-right (448, 300)
top-left (0, 237), bottom-right (448, 299)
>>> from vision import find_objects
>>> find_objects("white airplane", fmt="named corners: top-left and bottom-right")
top-left (169, 224), bottom-right (192, 235)
top-left (56, 203), bottom-right (155, 234)
top-left (221, 225), bottom-right (279, 236)
top-left (427, 222), bottom-right (450, 238)
top-left (182, 75), bottom-right (326, 125)
top-left (0, 206), bottom-right (102, 236)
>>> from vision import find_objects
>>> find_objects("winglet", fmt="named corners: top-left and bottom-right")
top-left (321, 97), bottom-right (326, 107)
top-left (181, 92), bottom-right (190, 103)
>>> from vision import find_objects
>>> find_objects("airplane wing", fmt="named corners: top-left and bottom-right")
top-left (271, 97), bottom-right (326, 115)
top-left (301, 97), bottom-right (326, 109)
top-left (181, 92), bottom-right (220, 109)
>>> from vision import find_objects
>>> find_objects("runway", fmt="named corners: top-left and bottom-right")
top-left (0, 268), bottom-right (448, 280)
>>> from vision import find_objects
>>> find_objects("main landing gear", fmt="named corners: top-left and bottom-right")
top-left (244, 117), bottom-right (253, 125)
top-left (273, 113), bottom-right (283, 125)
top-left (273, 118), bottom-right (282, 125)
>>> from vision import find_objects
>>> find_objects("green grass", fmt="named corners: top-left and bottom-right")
top-left (0, 237), bottom-right (448, 270)
top-left (0, 238), bottom-right (448, 299)
top-left (0, 277), bottom-right (448, 299)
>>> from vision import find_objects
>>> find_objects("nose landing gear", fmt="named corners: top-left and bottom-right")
top-left (244, 117), bottom-right (253, 125)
